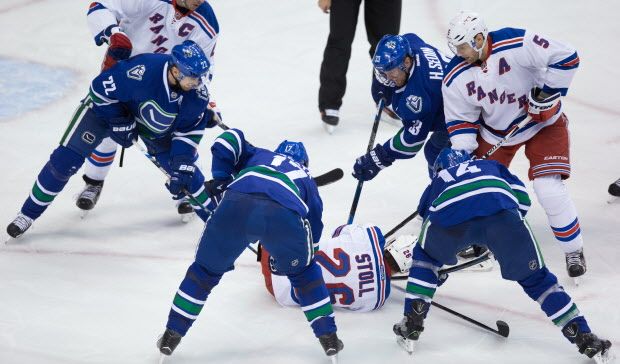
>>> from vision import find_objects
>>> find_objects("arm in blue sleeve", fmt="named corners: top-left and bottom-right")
top-left (210, 128), bottom-right (254, 179)
top-left (304, 182), bottom-right (324, 244)
top-left (497, 163), bottom-right (532, 216)
top-left (416, 184), bottom-right (433, 221)
top-left (382, 117), bottom-right (432, 160)
top-left (88, 69), bottom-right (130, 120)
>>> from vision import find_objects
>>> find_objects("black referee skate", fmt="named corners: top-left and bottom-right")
top-left (6, 213), bottom-right (33, 238)
top-left (177, 198), bottom-right (194, 223)
top-left (321, 109), bottom-right (339, 134)
top-left (318, 332), bottom-right (343, 363)
top-left (562, 322), bottom-right (613, 363)
top-left (565, 249), bottom-right (587, 279)
top-left (393, 300), bottom-right (429, 354)
top-left (609, 178), bottom-right (620, 197)
top-left (157, 328), bottom-right (182, 356)
top-left (76, 175), bottom-right (104, 211)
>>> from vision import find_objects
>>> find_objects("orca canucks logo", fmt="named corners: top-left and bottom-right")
top-left (127, 65), bottom-right (146, 81)
top-left (406, 95), bottom-right (422, 113)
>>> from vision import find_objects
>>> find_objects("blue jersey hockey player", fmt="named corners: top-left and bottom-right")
top-left (156, 129), bottom-right (344, 362)
top-left (6, 40), bottom-right (215, 239)
top-left (352, 34), bottom-right (451, 181)
top-left (393, 148), bottom-right (613, 363)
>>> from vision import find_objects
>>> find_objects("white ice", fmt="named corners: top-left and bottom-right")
top-left (0, 1), bottom-right (619, 363)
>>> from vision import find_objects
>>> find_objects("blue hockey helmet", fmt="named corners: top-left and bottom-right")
top-left (433, 148), bottom-right (471, 176)
top-left (372, 34), bottom-right (412, 73)
top-left (170, 40), bottom-right (210, 78)
top-left (275, 140), bottom-right (309, 167)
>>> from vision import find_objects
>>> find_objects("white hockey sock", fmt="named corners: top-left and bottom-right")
top-left (533, 175), bottom-right (583, 253)
top-left (84, 137), bottom-right (117, 181)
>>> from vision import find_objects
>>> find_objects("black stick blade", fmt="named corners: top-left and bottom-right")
top-left (314, 168), bottom-right (344, 187)
top-left (496, 320), bottom-right (510, 337)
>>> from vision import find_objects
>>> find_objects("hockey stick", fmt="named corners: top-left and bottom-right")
top-left (383, 115), bottom-right (534, 239)
top-left (390, 250), bottom-right (492, 281)
top-left (393, 285), bottom-right (509, 338)
top-left (347, 97), bottom-right (386, 224)
top-left (213, 117), bottom-right (344, 187)
top-left (131, 140), bottom-right (259, 255)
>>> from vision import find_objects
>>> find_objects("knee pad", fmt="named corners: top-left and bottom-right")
top-left (533, 175), bottom-right (570, 216)
top-left (49, 146), bottom-right (85, 181)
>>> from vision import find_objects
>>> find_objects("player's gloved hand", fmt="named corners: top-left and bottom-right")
top-left (438, 272), bottom-right (449, 287)
top-left (108, 116), bottom-right (137, 148)
top-left (203, 177), bottom-right (231, 212)
top-left (201, 100), bottom-right (221, 128)
top-left (525, 87), bottom-right (562, 123)
top-left (100, 25), bottom-right (133, 71)
top-left (166, 158), bottom-right (196, 197)
top-left (352, 144), bottom-right (395, 181)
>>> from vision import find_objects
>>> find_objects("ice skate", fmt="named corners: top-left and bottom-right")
top-left (6, 213), bottom-right (33, 239)
top-left (318, 332), bottom-right (343, 363)
top-left (562, 322), bottom-right (613, 363)
top-left (321, 109), bottom-right (339, 134)
top-left (393, 300), bottom-right (429, 354)
top-left (565, 249), bottom-right (586, 285)
top-left (157, 328), bottom-right (182, 360)
top-left (177, 199), bottom-right (195, 223)
top-left (76, 177), bottom-right (104, 216)
top-left (607, 178), bottom-right (620, 204)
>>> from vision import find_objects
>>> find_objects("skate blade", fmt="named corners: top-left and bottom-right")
top-left (329, 354), bottom-right (339, 364)
top-left (79, 209), bottom-right (90, 220)
top-left (322, 123), bottom-right (335, 134)
top-left (180, 213), bottom-right (195, 224)
top-left (607, 196), bottom-right (619, 204)
top-left (158, 353), bottom-right (167, 364)
top-left (397, 337), bottom-right (415, 355)
top-left (594, 347), bottom-right (616, 364)
top-left (573, 277), bottom-right (581, 287)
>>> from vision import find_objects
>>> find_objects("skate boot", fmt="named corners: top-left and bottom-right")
top-left (6, 213), bottom-right (34, 239)
top-left (318, 332), bottom-right (343, 363)
top-left (393, 300), bottom-right (430, 354)
top-left (562, 322), bottom-right (613, 363)
top-left (565, 249), bottom-right (587, 282)
top-left (321, 109), bottom-right (339, 134)
top-left (157, 328), bottom-right (182, 356)
top-left (177, 198), bottom-right (194, 223)
top-left (608, 178), bottom-right (620, 197)
top-left (76, 176), bottom-right (104, 211)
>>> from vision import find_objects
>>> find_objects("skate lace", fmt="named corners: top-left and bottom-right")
top-left (13, 214), bottom-right (33, 230)
top-left (566, 251), bottom-right (583, 266)
top-left (81, 184), bottom-right (102, 200)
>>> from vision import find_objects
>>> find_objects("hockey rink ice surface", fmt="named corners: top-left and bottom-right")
top-left (0, 1), bottom-right (618, 363)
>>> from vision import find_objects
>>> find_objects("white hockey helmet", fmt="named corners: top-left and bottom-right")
top-left (384, 234), bottom-right (417, 274)
top-left (446, 11), bottom-right (488, 57)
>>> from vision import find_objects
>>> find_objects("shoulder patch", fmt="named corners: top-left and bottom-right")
top-left (405, 95), bottom-right (423, 113)
top-left (195, 84), bottom-right (209, 101)
top-left (127, 65), bottom-right (146, 81)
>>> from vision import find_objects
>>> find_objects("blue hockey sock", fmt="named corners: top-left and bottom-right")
top-left (21, 146), bottom-right (84, 219)
top-left (404, 245), bottom-right (441, 315)
top-left (288, 262), bottom-right (336, 338)
top-left (166, 262), bottom-right (222, 336)
top-left (518, 267), bottom-right (586, 330)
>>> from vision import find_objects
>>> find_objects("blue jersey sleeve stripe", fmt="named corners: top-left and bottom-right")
top-left (493, 42), bottom-right (524, 54)
top-left (189, 13), bottom-right (217, 39)
top-left (549, 52), bottom-right (580, 70)
top-left (443, 61), bottom-right (473, 87)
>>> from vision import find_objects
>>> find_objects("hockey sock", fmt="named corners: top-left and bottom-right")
top-left (166, 262), bottom-right (222, 336)
top-left (533, 175), bottom-right (583, 253)
top-left (518, 267), bottom-right (587, 332)
top-left (288, 262), bottom-right (336, 338)
top-left (85, 146), bottom-right (116, 180)
top-left (21, 146), bottom-right (84, 219)
top-left (404, 244), bottom-right (441, 316)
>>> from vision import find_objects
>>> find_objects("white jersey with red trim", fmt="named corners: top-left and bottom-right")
top-left (87, 0), bottom-right (218, 62)
top-left (271, 224), bottom-right (390, 312)
top-left (441, 27), bottom-right (579, 153)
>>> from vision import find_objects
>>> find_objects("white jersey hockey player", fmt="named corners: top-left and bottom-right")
top-left (78, 0), bottom-right (219, 219)
top-left (442, 11), bottom-right (586, 280)
top-left (261, 224), bottom-right (416, 312)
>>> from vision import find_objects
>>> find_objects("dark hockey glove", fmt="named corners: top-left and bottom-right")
top-left (204, 100), bottom-right (222, 128)
top-left (203, 177), bottom-right (232, 210)
top-left (108, 116), bottom-right (137, 148)
top-left (100, 26), bottom-right (133, 71)
top-left (525, 87), bottom-right (562, 123)
top-left (166, 158), bottom-right (196, 198)
top-left (352, 144), bottom-right (394, 181)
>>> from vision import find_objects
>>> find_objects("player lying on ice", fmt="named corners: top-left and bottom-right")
top-left (260, 224), bottom-right (418, 312)
top-left (393, 148), bottom-right (613, 363)
top-left (6, 40), bottom-right (217, 239)
top-left (157, 129), bottom-right (344, 363)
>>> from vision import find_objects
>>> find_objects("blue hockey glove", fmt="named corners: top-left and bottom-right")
top-left (108, 116), bottom-right (137, 148)
top-left (166, 158), bottom-right (197, 197)
top-left (352, 144), bottom-right (394, 181)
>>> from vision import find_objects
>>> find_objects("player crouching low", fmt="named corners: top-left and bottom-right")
top-left (393, 149), bottom-right (613, 363)
top-left (260, 224), bottom-right (417, 312)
